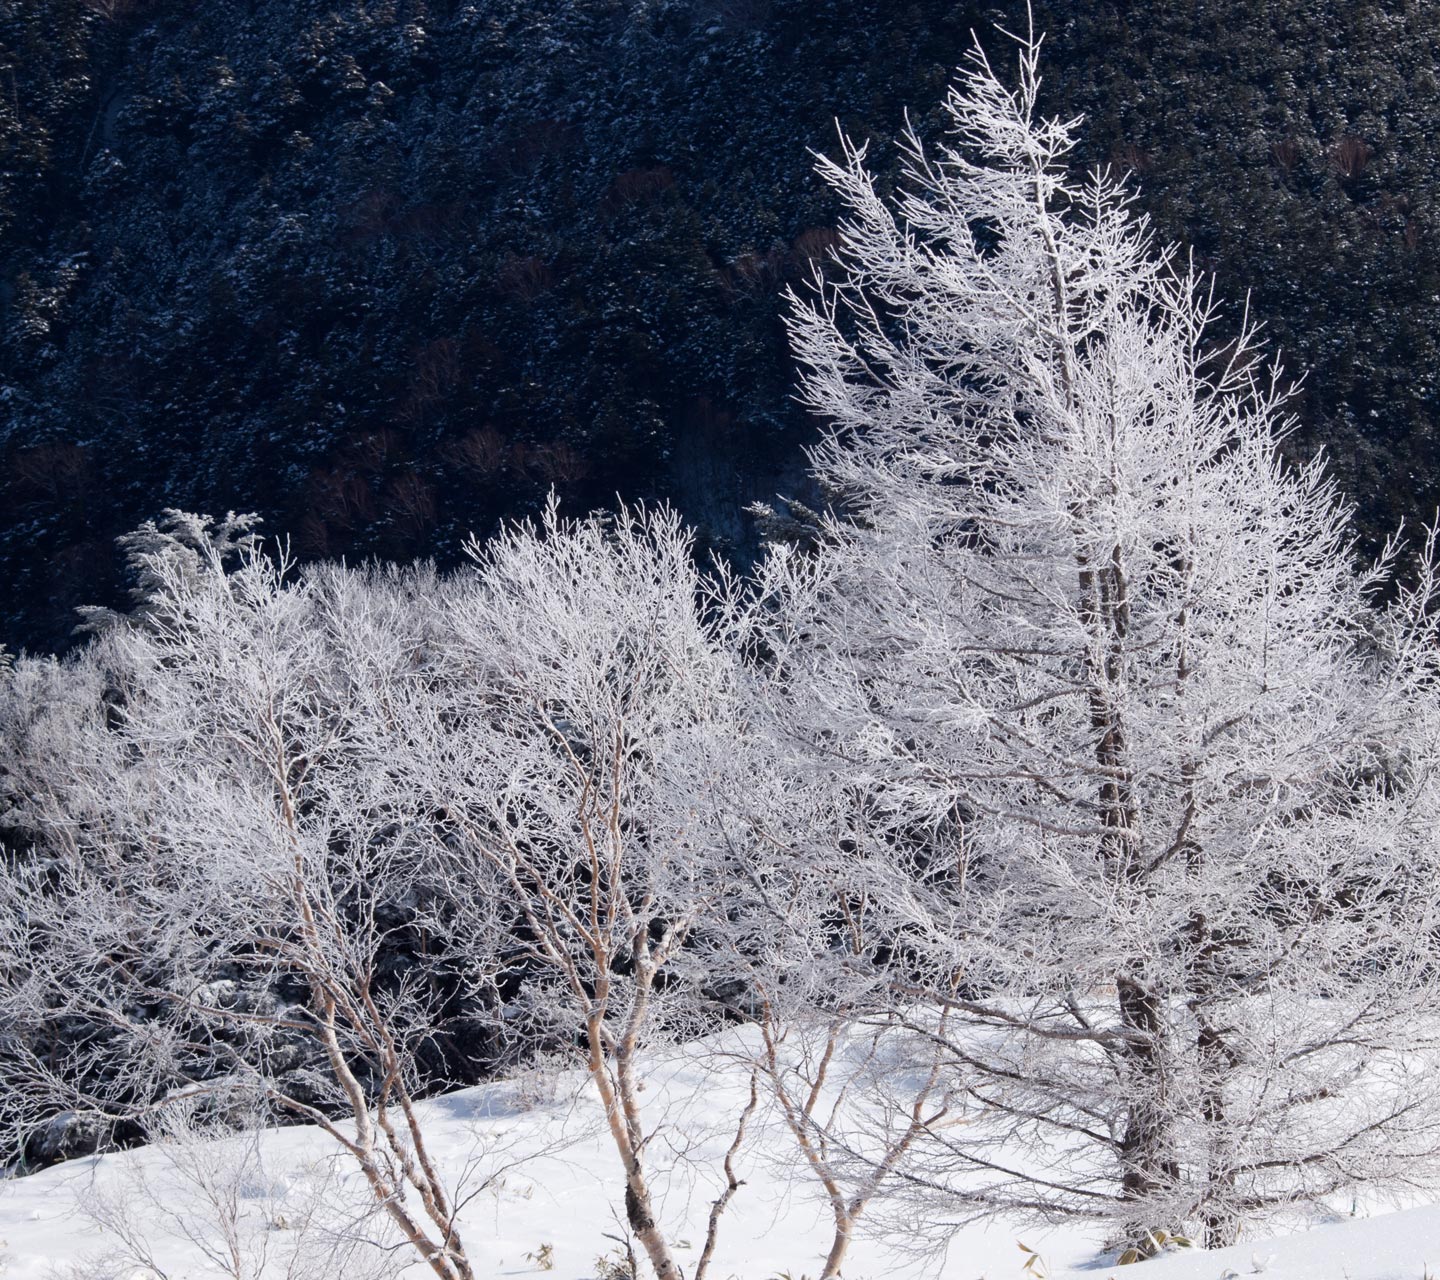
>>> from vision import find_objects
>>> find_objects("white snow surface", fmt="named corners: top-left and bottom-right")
top-left (1, 1034), bottom-right (1436, 1280)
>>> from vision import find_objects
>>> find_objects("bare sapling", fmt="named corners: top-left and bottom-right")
top-left (394, 501), bottom-right (760, 1280)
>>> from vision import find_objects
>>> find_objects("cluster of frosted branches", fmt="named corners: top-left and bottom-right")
top-left (5, 26), bottom-right (1440, 1277)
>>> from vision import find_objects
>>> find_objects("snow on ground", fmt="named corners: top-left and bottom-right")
top-left (1, 1037), bottom-right (1437, 1280)
top-left (1110, 1207), bottom-right (1440, 1280)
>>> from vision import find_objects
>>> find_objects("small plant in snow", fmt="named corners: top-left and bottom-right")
top-left (592, 1248), bottom-right (635, 1280)
top-left (592, 1229), bottom-right (639, 1280)
top-left (1116, 1227), bottom-right (1193, 1265)
top-left (1017, 1240), bottom-right (1048, 1277)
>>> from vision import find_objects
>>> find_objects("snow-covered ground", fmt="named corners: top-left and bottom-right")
top-left (1, 1039), bottom-right (1436, 1280)
top-left (1116, 1207), bottom-right (1440, 1280)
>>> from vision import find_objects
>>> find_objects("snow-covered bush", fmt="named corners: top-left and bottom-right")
top-left (0, 504), bottom-right (765, 1280)
top-left (0, 514), bottom-right (497, 1278)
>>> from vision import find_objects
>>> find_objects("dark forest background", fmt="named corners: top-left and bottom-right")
top-left (3, 0), bottom-right (1437, 651)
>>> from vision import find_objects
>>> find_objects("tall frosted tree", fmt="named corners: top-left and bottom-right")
top-left (757, 28), bottom-right (1440, 1248)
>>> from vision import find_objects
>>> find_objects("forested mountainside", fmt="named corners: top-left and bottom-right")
top-left (3, 0), bottom-right (1437, 650)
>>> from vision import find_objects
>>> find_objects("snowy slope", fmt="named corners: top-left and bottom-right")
top-left (1, 1041), bottom-right (1436, 1280)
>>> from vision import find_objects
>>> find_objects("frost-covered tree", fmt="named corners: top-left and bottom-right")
top-left (0, 515), bottom-right (498, 1280)
top-left (757, 28), bottom-right (1440, 1248)
top-left (729, 871), bottom-right (953, 1280)
top-left (388, 502), bottom-right (758, 1280)
top-left (687, 714), bottom-right (959, 1280)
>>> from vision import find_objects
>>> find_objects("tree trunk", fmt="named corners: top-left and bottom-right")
top-left (623, 1163), bottom-right (682, 1280)
top-left (1198, 1015), bottom-right (1237, 1249)
top-left (1116, 976), bottom-right (1179, 1204)
top-left (1083, 545), bottom-right (1178, 1214)
top-left (587, 999), bottom-right (682, 1280)
top-left (1191, 910), bottom-right (1239, 1248)
top-left (818, 1214), bottom-right (855, 1280)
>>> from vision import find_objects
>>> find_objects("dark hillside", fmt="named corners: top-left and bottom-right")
top-left (2, 0), bottom-right (1437, 648)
